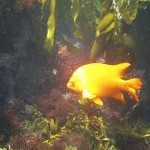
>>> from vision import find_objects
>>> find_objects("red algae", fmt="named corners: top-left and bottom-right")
top-left (9, 135), bottom-right (50, 150)
top-left (36, 92), bottom-right (80, 124)
top-left (15, 0), bottom-right (41, 12)
top-left (50, 132), bottom-right (91, 150)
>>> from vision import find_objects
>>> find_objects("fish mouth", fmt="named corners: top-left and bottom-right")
top-left (67, 82), bottom-right (71, 88)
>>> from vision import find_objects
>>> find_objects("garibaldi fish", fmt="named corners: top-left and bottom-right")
top-left (67, 63), bottom-right (142, 106)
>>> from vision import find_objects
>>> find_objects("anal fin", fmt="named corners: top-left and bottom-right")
top-left (82, 89), bottom-right (103, 106)
top-left (112, 92), bottom-right (125, 104)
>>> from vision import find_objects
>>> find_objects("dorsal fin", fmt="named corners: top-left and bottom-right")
top-left (113, 63), bottom-right (131, 78)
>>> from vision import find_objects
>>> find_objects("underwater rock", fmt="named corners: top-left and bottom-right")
top-left (36, 92), bottom-right (80, 124)
top-left (50, 132), bottom-right (91, 150)
top-left (57, 45), bottom-right (70, 60)
top-left (0, 109), bottom-right (21, 145)
top-left (9, 135), bottom-right (49, 150)
top-left (96, 57), bottom-right (107, 63)
top-left (15, 0), bottom-right (41, 12)
top-left (0, 67), bottom-right (15, 103)
top-left (54, 44), bottom-right (89, 85)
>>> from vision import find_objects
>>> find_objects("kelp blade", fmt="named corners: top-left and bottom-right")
top-left (71, 0), bottom-right (81, 23)
top-left (97, 13), bottom-right (114, 31)
top-left (44, 0), bottom-right (56, 52)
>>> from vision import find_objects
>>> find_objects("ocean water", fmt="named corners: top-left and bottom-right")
top-left (0, 0), bottom-right (150, 150)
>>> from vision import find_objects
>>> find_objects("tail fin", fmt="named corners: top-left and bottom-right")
top-left (126, 78), bottom-right (142, 103)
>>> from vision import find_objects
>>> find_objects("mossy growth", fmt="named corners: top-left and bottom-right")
top-left (42, 109), bottom-right (117, 149)
top-left (110, 118), bottom-right (150, 149)
top-left (21, 105), bottom-right (49, 134)
top-left (20, 104), bottom-right (150, 150)
top-left (43, 119), bottom-right (68, 146)
top-left (20, 105), bottom-right (50, 143)
top-left (65, 145), bottom-right (77, 150)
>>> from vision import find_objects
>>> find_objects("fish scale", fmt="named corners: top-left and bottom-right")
top-left (67, 63), bottom-right (142, 106)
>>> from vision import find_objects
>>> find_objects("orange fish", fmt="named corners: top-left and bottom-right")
top-left (67, 63), bottom-right (142, 106)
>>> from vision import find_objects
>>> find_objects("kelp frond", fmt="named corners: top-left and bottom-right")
top-left (44, 0), bottom-right (56, 52)
top-left (66, 110), bottom-right (116, 149)
top-left (42, 109), bottom-right (116, 149)
top-left (71, 0), bottom-right (81, 24)
top-left (110, 119), bottom-right (150, 142)
top-left (96, 12), bottom-right (114, 37)
top-left (65, 145), bottom-right (77, 150)
top-left (90, 0), bottom-right (150, 61)
top-left (20, 104), bottom-right (150, 149)
top-left (43, 124), bottom-right (67, 146)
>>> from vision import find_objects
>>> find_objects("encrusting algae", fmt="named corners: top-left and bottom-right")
top-left (67, 63), bottom-right (142, 106)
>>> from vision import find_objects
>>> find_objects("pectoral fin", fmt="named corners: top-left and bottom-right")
top-left (82, 89), bottom-right (96, 99)
top-left (92, 98), bottom-right (104, 106)
top-left (82, 89), bottom-right (103, 106)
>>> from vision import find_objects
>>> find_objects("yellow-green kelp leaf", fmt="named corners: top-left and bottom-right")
top-left (41, 0), bottom-right (48, 6)
top-left (65, 145), bottom-right (77, 150)
top-left (71, 0), bottom-right (81, 23)
top-left (43, 125), bottom-right (68, 146)
top-left (110, 119), bottom-right (150, 140)
top-left (96, 12), bottom-right (114, 37)
top-left (100, 0), bottom-right (113, 17)
top-left (94, 0), bottom-right (103, 13)
top-left (90, 36), bottom-right (106, 62)
top-left (71, 0), bottom-right (81, 38)
top-left (90, 39), bottom-right (101, 62)
top-left (101, 21), bottom-right (115, 35)
top-left (97, 13), bottom-right (114, 31)
top-left (44, 0), bottom-right (56, 52)
top-left (49, 118), bottom-right (59, 134)
top-left (41, 0), bottom-right (49, 16)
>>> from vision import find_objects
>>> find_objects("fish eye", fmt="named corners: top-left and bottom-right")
top-left (70, 81), bottom-right (75, 86)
